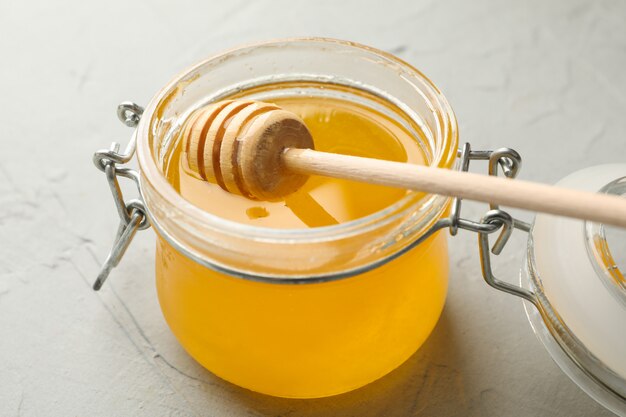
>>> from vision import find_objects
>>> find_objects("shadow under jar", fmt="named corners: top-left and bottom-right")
top-left (135, 38), bottom-right (458, 398)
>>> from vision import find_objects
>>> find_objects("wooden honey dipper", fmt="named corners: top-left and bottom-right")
top-left (182, 99), bottom-right (626, 229)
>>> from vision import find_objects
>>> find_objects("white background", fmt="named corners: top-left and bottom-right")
top-left (1, 0), bottom-right (624, 415)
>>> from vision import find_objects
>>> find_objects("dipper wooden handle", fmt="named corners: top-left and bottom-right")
top-left (183, 100), bottom-right (626, 229)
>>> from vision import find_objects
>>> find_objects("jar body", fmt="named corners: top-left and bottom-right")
top-left (156, 231), bottom-right (448, 398)
top-left (136, 38), bottom-right (458, 399)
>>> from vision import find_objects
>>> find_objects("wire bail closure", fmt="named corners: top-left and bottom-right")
top-left (92, 102), bottom-right (150, 290)
top-left (449, 143), bottom-right (538, 306)
top-left (91, 102), bottom-right (538, 308)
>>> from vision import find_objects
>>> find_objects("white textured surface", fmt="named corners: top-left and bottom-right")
top-left (1, 0), bottom-right (625, 416)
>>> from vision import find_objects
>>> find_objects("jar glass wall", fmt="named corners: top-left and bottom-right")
top-left (136, 38), bottom-right (458, 398)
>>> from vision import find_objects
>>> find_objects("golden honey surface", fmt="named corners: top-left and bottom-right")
top-left (166, 95), bottom-right (427, 228)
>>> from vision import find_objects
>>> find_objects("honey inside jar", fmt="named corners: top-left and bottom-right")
top-left (165, 91), bottom-right (428, 228)
top-left (156, 83), bottom-right (449, 398)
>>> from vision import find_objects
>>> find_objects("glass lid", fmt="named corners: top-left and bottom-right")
top-left (525, 164), bottom-right (626, 414)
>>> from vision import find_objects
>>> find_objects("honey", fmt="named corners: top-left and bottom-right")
top-left (155, 91), bottom-right (450, 397)
top-left (165, 94), bottom-right (428, 228)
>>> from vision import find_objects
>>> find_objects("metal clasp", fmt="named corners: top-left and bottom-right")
top-left (92, 102), bottom-right (150, 290)
top-left (449, 143), bottom-right (538, 306)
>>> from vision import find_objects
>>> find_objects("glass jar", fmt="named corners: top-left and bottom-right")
top-left (130, 39), bottom-right (458, 398)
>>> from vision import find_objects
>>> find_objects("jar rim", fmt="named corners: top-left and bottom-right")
top-left (136, 37), bottom-right (458, 245)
